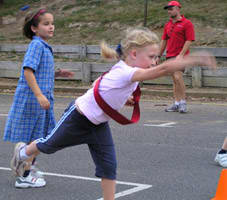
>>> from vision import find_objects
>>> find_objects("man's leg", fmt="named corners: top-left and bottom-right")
top-left (222, 137), bottom-right (227, 150)
top-left (173, 71), bottom-right (186, 101)
top-left (215, 137), bottom-right (227, 167)
top-left (165, 71), bottom-right (186, 112)
top-left (173, 71), bottom-right (187, 113)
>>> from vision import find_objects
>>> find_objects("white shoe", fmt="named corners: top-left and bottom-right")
top-left (30, 165), bottom-right (44, 179)
top-left (15, 173), bottom-right (46, 188)
top-left (10, 142), bottom-right (27, 177)
top-left (214, 153), bottom-right (227, 167)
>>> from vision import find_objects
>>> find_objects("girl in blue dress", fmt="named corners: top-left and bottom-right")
top-left (3, 8), bottom-right (73, 188)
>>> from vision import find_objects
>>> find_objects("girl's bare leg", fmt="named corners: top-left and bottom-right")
top-left (222, 137), bottom-right (227, 150)
top-left (101, 178), bottom-right (116, 200)
top-left (25, 141), bottom-right (40, 156)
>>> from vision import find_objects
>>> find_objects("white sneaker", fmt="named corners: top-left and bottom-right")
top-left (15, 173), bottom-right (46, 188)
top-left (10, 142), bottom-right (27, 177)
top-left (214, 153), bottom-right (227, 167)
top-left (30, 165), bottom-right (44, 179)
top-left (179, 103), bottom-right (187, 113)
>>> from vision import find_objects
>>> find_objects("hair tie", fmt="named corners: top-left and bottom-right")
top-left (33, 9), bottom-right (46, 20)
top-left (116, 44), bottom-right (123, 57)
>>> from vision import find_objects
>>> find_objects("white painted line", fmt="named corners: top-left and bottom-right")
top-left (0, 114), bottom-right (8, 116)
top-left (97, 184), bottom-right (151, 200)
top-left (144, 122), bottom-right (177, 127)
top-left (0, 167), bottom-right (152, 199)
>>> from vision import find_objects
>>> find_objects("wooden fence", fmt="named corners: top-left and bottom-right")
top-left (0, 44), bottom-right (227, 87)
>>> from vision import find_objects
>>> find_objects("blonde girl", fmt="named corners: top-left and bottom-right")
top-left (10, 27), bottom-right (215, 199)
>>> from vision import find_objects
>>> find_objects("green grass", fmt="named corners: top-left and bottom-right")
top-left (0, 34), bottom-right (5, 41)
top-left (0, 0), bottom-right (227, 46)
top-left (0, 0), bottom-right (41, 16)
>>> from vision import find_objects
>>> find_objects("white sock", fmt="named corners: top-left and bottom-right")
top-left (175, 101), bottom-right (180, 105)
top-left (19, 146), bottom-right (30, 161)
top-left (180, 100), bottom-right (186, 104)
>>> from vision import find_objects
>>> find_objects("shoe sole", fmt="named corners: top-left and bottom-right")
top-left (15, 182), bottom-right (46, 188)
top-left (214, 155), bottom-right (227, 167)
top-left (179, 110), bottom-right (187, 113)
top-left (165, 110), bottom-right (179, 112)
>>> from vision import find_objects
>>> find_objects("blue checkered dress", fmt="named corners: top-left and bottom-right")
top-left (3, 36), bottom-right (56, 143)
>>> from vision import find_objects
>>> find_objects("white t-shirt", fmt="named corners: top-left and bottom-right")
top-left (76, 60), bottom-right (139, 125)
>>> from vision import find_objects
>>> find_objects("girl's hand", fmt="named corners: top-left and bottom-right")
top-left (156, 56), bottom-right (161, 64)
top-left (55, 69), bottom-right (75, 78)
top-left (125, 96), bottom-right (135, 107)
top-left (37, 94), bottom-right (50, 110)
top-left (191, 51), bottom-right (217, 70)
top-left (176, 54), bottom-right (183, 60)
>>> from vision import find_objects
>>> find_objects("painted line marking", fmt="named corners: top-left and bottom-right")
top-left (144, 122), bottom-right (177, 127)
top-left (0, 167), bottom-right (152, 199)
top-left (0, 114), bottom-right (8, 116)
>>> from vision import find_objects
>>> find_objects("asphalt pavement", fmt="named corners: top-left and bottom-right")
top-left (0, 93), bottom-right (227, 200)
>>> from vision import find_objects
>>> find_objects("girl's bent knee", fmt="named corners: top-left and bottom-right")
top-left (36, 143), bottom-right (59, 154)
top-left (96, 161), bottom-right (117, 180)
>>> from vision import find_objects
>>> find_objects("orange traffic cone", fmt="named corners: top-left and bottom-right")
top-left (211, 169), bottom-right (227, 200)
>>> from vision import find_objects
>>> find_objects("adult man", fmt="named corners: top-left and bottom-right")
top-left (158, 1), bottom-right (195, 113)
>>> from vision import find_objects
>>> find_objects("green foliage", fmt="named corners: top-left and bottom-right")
top-left (62, 4), bottom-right (75, 11)
top-left (0, 0), bottom-right (36, 16)
top-left (1, 0), bottom-right (227, 46)
top-left (0, 35), bottom-right (5, 41)
top-left (75, 0), bottom-right (101, 6)
top-left (1, 0), bottom-right (39, 8)
top-left (54, 19), bottom-right (66, 29)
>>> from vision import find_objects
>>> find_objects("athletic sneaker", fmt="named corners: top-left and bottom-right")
top-left (30, 165), bottom-right (44, 179)
top-left (179, 103), bottom-right (187, 113)
top-left (214, 153), bottom-right (227, 167)
top-left (165, 104), bottom-right (179, 112)
top-left (15, 173), bottom-right (46, 188)
top-left (10, 142), bottom-right (27, 177)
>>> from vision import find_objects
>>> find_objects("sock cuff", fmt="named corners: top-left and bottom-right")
top-left (19, 146), bottom-right (30, 160)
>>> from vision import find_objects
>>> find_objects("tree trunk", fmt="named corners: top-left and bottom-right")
top-left (0, 0), bottom-right (4, 5)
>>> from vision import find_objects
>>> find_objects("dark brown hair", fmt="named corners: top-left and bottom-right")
top-left (23, 8), bottom-right (48, 40)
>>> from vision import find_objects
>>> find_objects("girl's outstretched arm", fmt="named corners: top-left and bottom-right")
top-left (131, 51), bottom-right (216, 82)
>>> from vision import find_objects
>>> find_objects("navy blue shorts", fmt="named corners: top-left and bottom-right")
top-left (36, 101), bottom-right (117, 180)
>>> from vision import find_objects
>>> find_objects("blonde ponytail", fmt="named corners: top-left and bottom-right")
top-left (100, 40), bottom-right (118, 61)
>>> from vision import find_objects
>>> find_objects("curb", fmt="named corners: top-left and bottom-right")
top-left (140, 88), bottom-right (227, 99)
top-left (0, 83), bottom-right (227, 99)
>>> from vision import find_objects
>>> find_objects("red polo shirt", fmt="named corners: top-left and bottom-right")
top-left (162, 15), bottom-right (195, 58)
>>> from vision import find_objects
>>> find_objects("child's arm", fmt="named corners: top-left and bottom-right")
top-left (131, 51), bottom-right (216, 82)
top-left (24, 68), bottom-right (50, 110)
top-left (55, 68), bottom-right (74, 78)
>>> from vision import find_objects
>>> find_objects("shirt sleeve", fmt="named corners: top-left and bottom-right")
top-left (185, 21), bottom-right (195, 41)
top-left (128, 67), bottom-right (139, 83)
top-left (22, 40), bottom-right (43, 71)
top-left (112, 65), bottom-right (139, 86)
